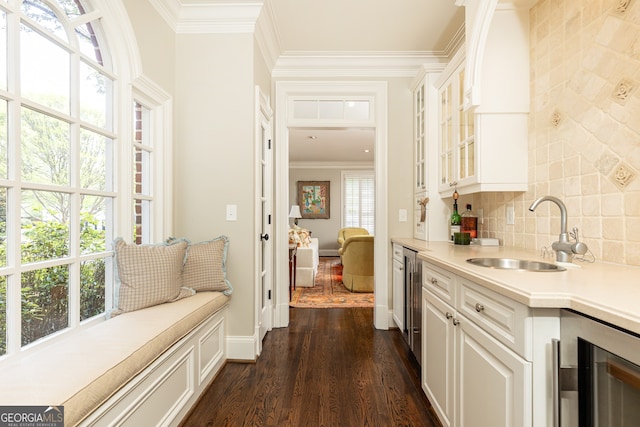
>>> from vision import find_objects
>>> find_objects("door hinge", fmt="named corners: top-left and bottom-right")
top-left (268, 214), bottom-right (271, 225)
top-left (268, 290), bottom-right (272, 300)
top-left (268, 139), bottom-right (271, 149)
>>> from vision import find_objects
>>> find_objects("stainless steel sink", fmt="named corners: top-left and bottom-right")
top-left (466, 257), bottom-right (566, 272)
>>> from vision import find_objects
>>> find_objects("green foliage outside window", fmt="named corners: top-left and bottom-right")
top-left (0, 215), bottom-right (106, 354)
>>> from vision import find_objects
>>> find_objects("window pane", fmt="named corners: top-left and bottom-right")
top-left (0, 187), bottom-right (6, 267)
top-left (0, 275), bottom-right (5, 356)
top-left (20, 24), bottom-right (70, 113)
top-left (76, 21), bottom-right (103, 63)
top-left (81, 195), bottom-right (107, 254)
top-left (318, 100), bottom-right (343, 119)
top-left (80, 129), bottom-right (112, 190)
top-left (21, 190), bottom-right (70, 263)
top-left (344, 101), bottom-right (369, 120)
top-left (21, 107), bottom-right (70, 185)
top-left (0, 99), bottom-right (6, 178)
top-left (21, 265), bottom-right (69, 346)
top-left (53, 0), bottom-right (82, 19)
top-left (292, 100), bottom-right (317, 119)
top-left (22, 0), bottom-right (67, 40)
top-left (133, 146), bottom-right (150, 196)
top-left (80, 258), bottom-right (105, 321)
top-left (80, 60), bottom-right (111, 129)
top-left (0, 11), bottom-right (6, 91)
top-left (133, 102), bottom-right (151, 195)
top-left (133, 199), bottom-right (150, 245)
top-left (343, 172), bottom-right (375, 235)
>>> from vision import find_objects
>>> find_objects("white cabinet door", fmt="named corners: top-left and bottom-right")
top-left (414, 79), bottom-right (427, 192)
top-left (438, 60), bottom-right (475, 195)
top-left (456, 316), bottom-right (532, 427)
top-left (423, 261), bottom-right (532, 427)
top-left (423, 289), bottom-right (455, 427)
top-left (392, 257), bottom-right (404, 330)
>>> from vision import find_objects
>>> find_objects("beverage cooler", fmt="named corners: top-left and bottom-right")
top-left (402, 247), bottom-right (422, 364)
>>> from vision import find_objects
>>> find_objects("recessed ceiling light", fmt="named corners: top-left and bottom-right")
top-left (364, 149), bottom-right (370, 153)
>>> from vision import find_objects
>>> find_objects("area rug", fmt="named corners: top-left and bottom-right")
top-left (290, 257), bottom-right (374, 308)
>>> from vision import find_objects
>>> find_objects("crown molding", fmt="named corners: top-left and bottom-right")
top-left (271, 20), bottom-right (464, 78)
top-left (254, 0), bottom-right (280, 71)
top-left (289, 161), bottom-right (374, 170)
top-left (148, 0), bottom-right (263, 34)
top-left (272, 51), bottom-right (450, 78)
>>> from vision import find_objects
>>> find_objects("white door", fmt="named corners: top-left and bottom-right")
top-left (257, 87), bottom-right (273, 347)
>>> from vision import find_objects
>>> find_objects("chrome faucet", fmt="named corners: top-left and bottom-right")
top-left (529, 196), bottom-right (588, 263)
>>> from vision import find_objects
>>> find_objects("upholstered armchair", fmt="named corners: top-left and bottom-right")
top-left (337, 227), bottom-right (370, 256)
top-left (340, 235), bottom-right (374, 292)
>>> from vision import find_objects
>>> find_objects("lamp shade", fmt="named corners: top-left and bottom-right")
top-left (289, 205), bottom-right (302, 219)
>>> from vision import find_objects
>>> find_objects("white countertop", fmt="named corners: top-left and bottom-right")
top-left (392, 238), bottom-right (640, 336)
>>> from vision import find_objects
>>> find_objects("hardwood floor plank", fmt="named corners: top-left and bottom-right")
top-left (181, 307), bottom-right (441, 427)
top-left (181, 258), bottom-right (440, 426)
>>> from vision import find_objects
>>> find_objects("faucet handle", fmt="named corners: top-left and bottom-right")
top-left (572, 242), bottom-right (588, 255)
top-left (570, 227), bottom-right (588, 255)
top-left (571, 227), bottom-right (580, 242)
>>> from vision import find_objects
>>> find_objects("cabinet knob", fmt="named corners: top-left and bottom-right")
top-left (430, 278), bottom-right (438, 285)
top-left (475, 303), bottom-right (485, 313)
top-left (452, 318), bottom-right (460, 326)
top-left (445, 312), bottom-right (453, 320)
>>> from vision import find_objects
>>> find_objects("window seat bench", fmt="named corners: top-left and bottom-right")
top-left (0, 291), bottom-right (230, 426)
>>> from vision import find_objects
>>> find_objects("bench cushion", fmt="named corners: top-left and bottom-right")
top-left (0, 291), bottom-right (229, 426)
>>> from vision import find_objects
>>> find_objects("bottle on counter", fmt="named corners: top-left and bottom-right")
top-left (450, 190), bottom-right (461, 241)
top-left (461, 204), bottom-right (478, 238)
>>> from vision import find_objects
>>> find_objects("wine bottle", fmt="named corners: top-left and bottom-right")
top-left (461, 204), bottom-right (477, 238)
top-left (450, 190), bottom-right (461, 241)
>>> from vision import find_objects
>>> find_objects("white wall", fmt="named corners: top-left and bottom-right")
top-left (173, 33), bottom-right (257, 339)
top-left (122, 0), bottom-right (175, 95)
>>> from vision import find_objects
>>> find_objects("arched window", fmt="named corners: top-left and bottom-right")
top-left (0, 0), bottom-right (150, 357)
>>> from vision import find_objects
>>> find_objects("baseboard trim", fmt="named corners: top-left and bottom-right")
top-left (319, 249), bottom-right (340, 257)
top-left (226, 335), bottom-right (257, 361)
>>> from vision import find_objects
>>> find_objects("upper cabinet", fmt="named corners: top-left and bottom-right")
top-left (414, 78), bottom-right (427, 193)
top-left (437, 0), bottom-right (533, 196)
top-left (437, 51), bottom-right (476, 194)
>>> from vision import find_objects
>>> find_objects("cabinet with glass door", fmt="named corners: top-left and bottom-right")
top-left (438, 59), bottom-right (475, 194)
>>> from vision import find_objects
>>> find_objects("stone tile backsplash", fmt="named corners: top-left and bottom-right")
top-left (476, 0), bottom-right (640, 266)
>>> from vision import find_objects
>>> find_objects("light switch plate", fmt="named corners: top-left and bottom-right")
top-left (399, 209), bottom-right (407, 222)
top-left (226, 204), bottom-right (237, 221)
top-left (506, 206), bottom-right (515, 225)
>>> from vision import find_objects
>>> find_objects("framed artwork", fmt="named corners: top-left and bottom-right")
top-left (297, 181), bottom-right (330, 219)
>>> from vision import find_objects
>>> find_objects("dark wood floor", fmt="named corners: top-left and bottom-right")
top-left (180, 307), bottom-right (442, 427)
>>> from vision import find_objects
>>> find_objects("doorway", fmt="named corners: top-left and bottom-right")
top-left (274, 81), bottom-right (389, 330)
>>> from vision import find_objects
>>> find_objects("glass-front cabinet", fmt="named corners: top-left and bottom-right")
top-left (436, 43), bottom-right (528, 196)
top-left (414, 80), bottom-right (426, 192)
top-left (438, 58), bottom-right (475, 194)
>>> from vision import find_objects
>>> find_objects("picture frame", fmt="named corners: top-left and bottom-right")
top-left (297, 181), bottom-right (330, 219)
